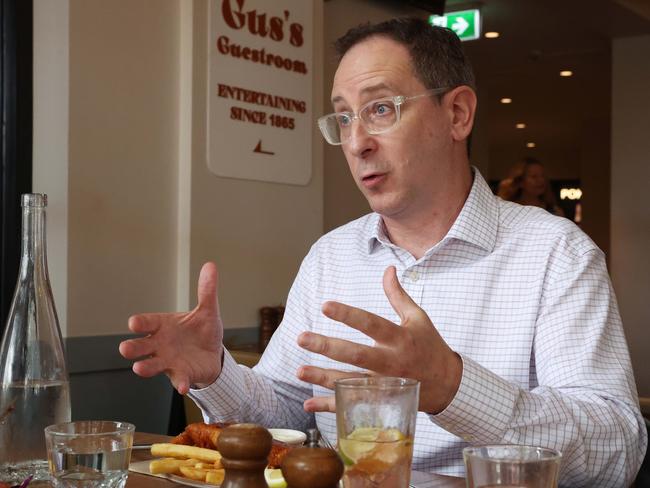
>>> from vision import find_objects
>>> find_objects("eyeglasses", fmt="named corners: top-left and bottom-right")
top-left (317, 87), bottom-right (449, 145)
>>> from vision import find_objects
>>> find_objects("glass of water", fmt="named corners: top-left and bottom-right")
top-left (463, 445), bottom-right (562, 488)
top-left (45, 420), bottom-right (135, 488)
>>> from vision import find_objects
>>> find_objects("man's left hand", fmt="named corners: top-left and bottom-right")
top-left (296, 265), bottom-right (462, 414)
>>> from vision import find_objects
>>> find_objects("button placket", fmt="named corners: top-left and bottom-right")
top-left (401, 267), bottom-right (425, 306)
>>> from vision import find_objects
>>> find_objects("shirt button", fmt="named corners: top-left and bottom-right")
top-left (409, 270), bottom-right (419, 282)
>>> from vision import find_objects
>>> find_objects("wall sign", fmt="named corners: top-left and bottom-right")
top-left (207, 0), bottom-right (313, 185)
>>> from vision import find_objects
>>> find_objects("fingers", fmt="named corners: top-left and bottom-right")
top-left (170, 374), bottom-right (191, 396)
top-left (197, 262), bottom-right (220, 314)
top-left (321, 301), bottom-right (398, 344)
top-left (133, 357), bottom-right (190, 395)
top-left (297, 366), bottom-right (367, 390)
top-left (132, 356), bottom-right (165, 378)
top-left (119, 337), bottom-right (156, 360)
top-left (298, 332), bottom-right (386, 372)
top-left (128, 314), bottom-right (164, 334)
top-left (382, 266), bottom-right (417, 322)
top-left (303, 395), bottom-right (335, 413)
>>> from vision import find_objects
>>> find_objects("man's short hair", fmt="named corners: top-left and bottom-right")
top-left (334, 17), bottom-right (476, 93)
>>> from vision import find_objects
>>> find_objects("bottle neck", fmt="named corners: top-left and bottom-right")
top-left (20, 205), bottom-right (49, 273)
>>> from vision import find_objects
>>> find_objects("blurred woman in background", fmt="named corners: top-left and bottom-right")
top-left (498, 158), bottom-right (564, 216)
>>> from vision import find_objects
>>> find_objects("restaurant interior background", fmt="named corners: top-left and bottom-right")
top-left (0, 0), bottom-right (649, 434)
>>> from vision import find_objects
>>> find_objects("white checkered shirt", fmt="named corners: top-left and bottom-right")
top-left (189, 170), bottom-right (646, 487)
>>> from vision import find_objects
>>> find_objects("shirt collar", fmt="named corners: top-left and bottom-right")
top-left (444, 168), bottom-right (498, 253)
top-left (365, 167), bottom-right (499, 255)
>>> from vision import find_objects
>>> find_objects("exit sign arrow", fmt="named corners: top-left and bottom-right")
top-left (429, 9), bottom-right (481, 42)
top-left (451, 16), bottom-right (469, 36)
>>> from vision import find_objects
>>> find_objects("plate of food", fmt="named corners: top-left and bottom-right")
top-left (129, 422), bottom-right (298, 488)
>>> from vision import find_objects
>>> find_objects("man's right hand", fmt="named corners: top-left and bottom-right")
top-left (118, 262), bottom-right (224, 395)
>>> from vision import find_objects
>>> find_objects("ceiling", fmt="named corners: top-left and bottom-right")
top-left (445, 0), bottom-right (650, 178)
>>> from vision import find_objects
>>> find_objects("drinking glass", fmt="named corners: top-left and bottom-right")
top-left (463, 445), bottom-right (561, 488)
top-left (45, 420), bottom-right (135, 488)
top-left (335, 377), bottom-right (419, 488)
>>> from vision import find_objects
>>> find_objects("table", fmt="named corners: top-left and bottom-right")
top-left (128, 433), bottom-right (465, 488)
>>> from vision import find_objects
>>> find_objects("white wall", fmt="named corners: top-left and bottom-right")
top-left (611, 34), bottom-right (650, 397)
top-left (33, 0), bottom-right (324, 338)
top-left (66, 0), bottom-right (181, 337)
top-left (33, 0), bottom-right (69, 336)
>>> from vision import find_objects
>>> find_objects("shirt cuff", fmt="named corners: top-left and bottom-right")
top-left (188, 349), bottom-right (247, 420)
top-left (429, 354), bottom-right (518, 444)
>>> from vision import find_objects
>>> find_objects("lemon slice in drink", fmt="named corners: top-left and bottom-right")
top-left (338, 427), bottom-right (406, 466)
top-left (264, 468), bottom-right (287, 488)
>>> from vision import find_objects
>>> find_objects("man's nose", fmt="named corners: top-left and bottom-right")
top-left (344, 121), bottom-right (377, 158)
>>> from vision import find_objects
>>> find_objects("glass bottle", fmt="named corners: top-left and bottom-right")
top-left (0, 194), bottom-right (71, 482)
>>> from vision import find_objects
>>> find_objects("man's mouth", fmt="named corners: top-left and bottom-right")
top-left (361, 172), bottom-right (387, 188)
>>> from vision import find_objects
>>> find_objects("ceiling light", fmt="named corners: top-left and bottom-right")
top-left (485, 32), bottom-right (500, 39)
top-left (526, 142), bottom-right (536, 148)
top-left (516, 123), bottom-right (526, 129)
top-left (560, 70), bottom-right (573, 77)
top-left (500, 98), bottom-right (512, 104)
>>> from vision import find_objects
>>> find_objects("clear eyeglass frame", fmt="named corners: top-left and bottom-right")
top-left (317, 87), bottom-right (450, 145)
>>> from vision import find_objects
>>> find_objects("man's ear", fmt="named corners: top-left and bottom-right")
top-left (445, 86), bottom-right (477, 143)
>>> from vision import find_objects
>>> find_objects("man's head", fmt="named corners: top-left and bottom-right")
top-left (334, 17), bottom-right (475, 93)
top-left (325, 18), bottom-right (477, 221)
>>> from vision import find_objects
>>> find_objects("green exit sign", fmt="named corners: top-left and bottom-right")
top-left (429, 9), bottom-right (481, 42)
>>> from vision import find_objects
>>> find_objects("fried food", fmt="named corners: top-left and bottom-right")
top-left (170, 431), bottom-right (193, 445)
top-left (151, 443), bottom-right (221, 463)
top-left (171, 422), bottom-right (292, 468)
top-left (178, 466), bottom-right (223, 482)
top-left (267, 443), bottom-right (291, 469)
top-left (171, 422), bottom-right (225, 449)
top-left (205, 470), bottom-right (226, 485)
top-left (149, 457), bottom-right (199, 475)
top-left (154, 422), bottom-right (294, 484)
top-left (194, 461), bottom-right (223, 470)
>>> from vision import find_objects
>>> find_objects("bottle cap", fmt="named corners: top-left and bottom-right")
top-left (22, 194), bottom-right (48, 207)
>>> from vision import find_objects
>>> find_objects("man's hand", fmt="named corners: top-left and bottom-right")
top-left (118, 262), bottom-right (224, 395)
top-left (297, 266), bottom-right (462, 414)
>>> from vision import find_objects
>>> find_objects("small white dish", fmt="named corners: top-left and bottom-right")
top-left (268, 428), bottom-right (307, 446)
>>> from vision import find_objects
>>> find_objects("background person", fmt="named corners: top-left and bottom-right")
top-left (497, 157), bottom-right (564, 216)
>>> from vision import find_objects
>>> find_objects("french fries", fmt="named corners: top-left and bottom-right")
top-left (149, 443), bottom-right (224, 485)
top-left (179, 466), bottom-right (219, 481)
top-left (149, 457), bottom-right (199, 475)
top-left (206, 470), bottom-right (225, 485)
top-left (151, 443), bottom-right (222, 463)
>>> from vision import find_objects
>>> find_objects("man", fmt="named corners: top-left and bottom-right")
top-left (119, 18), bottom-right (646, 485)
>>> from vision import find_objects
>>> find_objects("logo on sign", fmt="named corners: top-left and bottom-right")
top-left (216, 0), bottom-right (308, 74)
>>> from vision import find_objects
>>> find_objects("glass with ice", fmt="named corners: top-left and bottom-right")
top-left (45, 420), bottom-right (134, 488)
top-left (335, 377), bottom-right (419, 488)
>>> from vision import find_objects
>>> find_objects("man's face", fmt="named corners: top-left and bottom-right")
top-left (331, 36), bottom-right (454, 220)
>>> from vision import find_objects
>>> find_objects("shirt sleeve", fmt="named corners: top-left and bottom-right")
top-left (188, 249), bottom-right (318, 431)
top-left (430, 246), bottom-right (647, 487)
